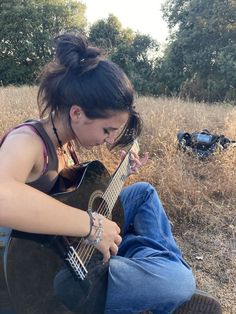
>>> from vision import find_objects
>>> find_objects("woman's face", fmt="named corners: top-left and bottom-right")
top-left (70, 106), bottom-right (129, 148)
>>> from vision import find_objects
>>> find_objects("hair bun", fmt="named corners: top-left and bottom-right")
top-left (54, 33), bottom-right (101, 73)
top-left (84, 47), bottom-right (100, 59)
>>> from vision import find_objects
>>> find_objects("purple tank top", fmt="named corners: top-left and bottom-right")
top-left (0, 120), bottom-right (59, 194)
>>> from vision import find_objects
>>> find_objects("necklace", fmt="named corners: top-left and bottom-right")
top-left (51, 114), bottom-right (75, 167)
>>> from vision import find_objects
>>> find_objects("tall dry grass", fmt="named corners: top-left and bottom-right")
top-left (135, 97), bottom-right (236, 221)
top-left (0, 86), bottom-right (235, 313)
top-left (0, 86), bottom-right (235, 227)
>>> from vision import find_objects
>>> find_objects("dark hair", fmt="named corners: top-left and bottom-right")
top-left (37, 33), bottom-right (142, 148)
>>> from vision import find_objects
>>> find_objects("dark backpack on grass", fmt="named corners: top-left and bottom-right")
top-left (177, 129), bottom-right (235, 159)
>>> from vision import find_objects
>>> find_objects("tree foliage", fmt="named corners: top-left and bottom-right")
top-left (0, 0), bottom-right (235, 103)
top-left (161, 0), bottom-right (236, 102)
top-left (0, 0), bottom-right (87, 85)
top-left (89, 14), bottom-right (160, 95)
top-left (89, 14), bottom-right (124, 54)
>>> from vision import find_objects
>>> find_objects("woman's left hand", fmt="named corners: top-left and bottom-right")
top-left (120, 150), bottom-right (149, 175)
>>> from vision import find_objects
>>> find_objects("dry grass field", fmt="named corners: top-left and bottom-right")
top-left (0, 86), bottom-right (235, 313)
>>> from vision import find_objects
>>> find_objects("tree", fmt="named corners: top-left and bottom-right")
top-left (0, 0), bottom-right (87, 85)
top-left (161, 0), bottom-right (236, 102)
top-left (89, 14), bottom-right (160, 95)
top-left (89, 14), bottom-right (123, 54)
top-left (112, 33), bottom-right (160, 94)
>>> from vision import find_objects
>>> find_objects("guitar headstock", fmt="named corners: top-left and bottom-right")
top-left (112, 139), bottom-right (140, 178)
top-left (130, 139), bottom-right (140, 155)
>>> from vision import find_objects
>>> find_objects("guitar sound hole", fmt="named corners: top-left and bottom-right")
top-left (91, 197), bottom-right (110, 218)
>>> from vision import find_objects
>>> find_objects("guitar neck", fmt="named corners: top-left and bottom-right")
top-left (102, 141), bottom-right (139, 215)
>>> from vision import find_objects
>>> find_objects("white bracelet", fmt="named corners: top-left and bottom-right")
top-left (84, 211), bottom-right (104, 245)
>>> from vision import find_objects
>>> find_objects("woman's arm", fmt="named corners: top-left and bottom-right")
top-left (0, 130), bottom-right (121, 261)
top-left (0, 130), bottom-right (91, 236)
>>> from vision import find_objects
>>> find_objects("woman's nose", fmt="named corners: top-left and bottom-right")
top-left (105, 133), bottom-right (116, 145)
top-left (105, 138), bottom-right (115, 145)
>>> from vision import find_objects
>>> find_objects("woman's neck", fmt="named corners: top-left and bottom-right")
top-left (40, 115), bottom-right (73, 150)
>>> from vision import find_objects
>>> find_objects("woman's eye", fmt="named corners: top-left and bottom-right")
top-left (104, 129), bottom-right (110, 135)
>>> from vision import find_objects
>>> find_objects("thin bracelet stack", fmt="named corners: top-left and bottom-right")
top-left (84, 209), bottom-right (104, 245)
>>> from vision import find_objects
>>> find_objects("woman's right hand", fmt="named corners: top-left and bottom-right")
top-left (87, 214), bottom-right (122, 263)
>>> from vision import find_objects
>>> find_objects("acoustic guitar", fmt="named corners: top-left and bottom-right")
top-left (0, 141), bottom-right (139, 314)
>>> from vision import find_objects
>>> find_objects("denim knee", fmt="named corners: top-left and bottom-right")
top-left (120, 181), bottom-right (158, 208)
top-left (127, 181), bottom-right (156, 195)
top-left (165, 265), bottom-right (196, 310)
top-left (106, 255), bottom-right (196, 314)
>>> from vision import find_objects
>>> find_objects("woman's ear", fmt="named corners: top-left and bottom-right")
top-left (70, 105), bottom-right (83, 122)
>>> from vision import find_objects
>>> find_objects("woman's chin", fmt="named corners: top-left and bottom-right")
top-left (79, 142), bottom-right (103, 150)
top-left (82, 144), bottom-right (98, 150)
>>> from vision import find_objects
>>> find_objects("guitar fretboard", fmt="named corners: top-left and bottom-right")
top-left (68, 140), bottom-right (139, 280)
top-left (101, 140), bottom-right (139, 216)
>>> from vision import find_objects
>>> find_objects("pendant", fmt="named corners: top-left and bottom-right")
top-left (66, 153), bottom-right (75, 167)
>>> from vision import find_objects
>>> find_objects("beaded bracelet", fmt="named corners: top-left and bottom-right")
top-left (84, 209), bottom-right (95, 239)
top-left (84, 209), bottom-right (104, 245)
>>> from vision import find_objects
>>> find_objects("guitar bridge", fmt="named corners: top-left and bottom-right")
top-left (66, 246), bottom-right (88, 280)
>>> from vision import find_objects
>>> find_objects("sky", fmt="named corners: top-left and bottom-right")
top-left (82, 0), bottom-right (170, 45)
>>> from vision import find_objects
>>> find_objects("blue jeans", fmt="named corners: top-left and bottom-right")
top-left (54, 182), bottom-right (196, 314)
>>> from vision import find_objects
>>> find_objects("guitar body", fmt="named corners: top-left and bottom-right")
top-left (2, 161), bottom-right (124, 314)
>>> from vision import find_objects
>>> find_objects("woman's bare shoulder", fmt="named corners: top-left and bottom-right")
top-left (0, 126), bottom-right (46, 183)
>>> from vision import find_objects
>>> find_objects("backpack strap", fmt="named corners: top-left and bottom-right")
top-left (177, 132), bottom-right (192, 146)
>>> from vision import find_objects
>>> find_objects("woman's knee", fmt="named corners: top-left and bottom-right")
top-left (121, 181), bottom-right (157, 200)
top-left (146, 257), bottom-right (196, 306)
top-left (167, 266), bottom-right (196, 304)
top-left (132, 181), bottom-right (155, 192)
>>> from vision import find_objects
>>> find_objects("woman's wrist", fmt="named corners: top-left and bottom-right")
top-left (83, 209), bottom-right (104, 245)
top-left (84, 209), bottom-right (95, 239)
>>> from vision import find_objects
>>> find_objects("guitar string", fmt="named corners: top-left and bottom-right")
top-left (72, 184), bottom-right (120, 270)
top-left (76, 161), bottom-right (128, 267)
top-left (69, 141), bottom-right (139, 272)
top-left (80, 166), bottom-right (127, 265)
top-left (77, 141), bottom-right (139, 268)
top-left (74, 157), bottom-right (130, 267)
top-left (70, 167), bottom-right (125, 269)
